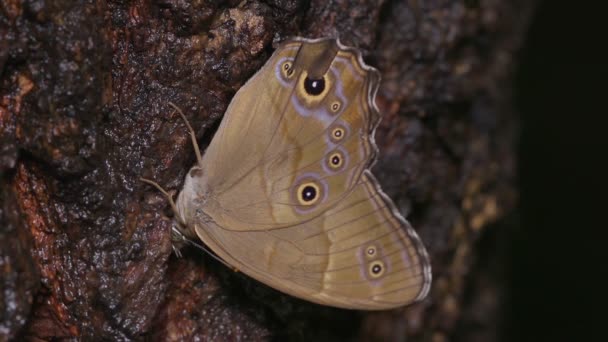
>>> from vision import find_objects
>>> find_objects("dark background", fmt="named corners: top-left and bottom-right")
top-left (510, 1), bottom-right (605, 340)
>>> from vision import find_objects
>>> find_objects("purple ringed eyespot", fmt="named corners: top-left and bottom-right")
top-left (303, 76), bottom-right (325, 96)
top-left (296, 182), bottom-right (321, 205)
top-left (282, 62), bottom-right (294, 77)
top-left (330, 101), bottom-right (341, 112)
top-left (368, 260), bottom-right (385, 278)
top-left (328, 151), bottom-right (344, 169)
top-left (331, 127), bottom-right (345, 141)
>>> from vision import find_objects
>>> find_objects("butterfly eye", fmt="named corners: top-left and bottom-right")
top-left (368, 260), bottom-right (386, 278)
top-left (303, 76), bottom-right (325, 96)
top-left (330, 101), bottom-right (341, 113)
top-left (297, 182), bottom-right (321, 205)
top-left (189, 167), bottom-right (203, 178)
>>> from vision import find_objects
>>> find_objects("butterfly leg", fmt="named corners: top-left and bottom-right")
top-left (168, 102), bottom-right (203, 168)
top-left (139, 177), bottom-right (236, 270)
top-left (140, 177), bottom-right (189, 257)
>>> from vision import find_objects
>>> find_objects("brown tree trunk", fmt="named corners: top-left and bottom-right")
top-left (1, 0), bottom-right (536, 340)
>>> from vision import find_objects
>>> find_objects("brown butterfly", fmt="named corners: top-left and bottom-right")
top-left (143, 37), bottom-right (432, 310)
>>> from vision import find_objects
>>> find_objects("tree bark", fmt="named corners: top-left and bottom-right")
top-left (0, 0), bottom-right (536, 340)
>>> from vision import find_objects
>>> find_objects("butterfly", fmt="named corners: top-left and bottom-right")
top-left (143, 37), bottom-right (432, 310)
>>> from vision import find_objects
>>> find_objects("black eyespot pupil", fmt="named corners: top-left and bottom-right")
top-left (367, 248), bottom-right (375, 255)
top-left (334, 129), bottom-right (342, 138)
top-left (372, 264), bottom-right (382, 274)
top-left (302, 185), bottom-right (317, 202)
top-left (304, 77), bottom-right (325, 95)
top-left (331, 155), bottom-right (340, 165)
top-left (332, 103), bottom-right (339, 110)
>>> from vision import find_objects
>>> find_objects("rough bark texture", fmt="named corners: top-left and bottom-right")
top-left (1, 0), bottom-right (535, 340)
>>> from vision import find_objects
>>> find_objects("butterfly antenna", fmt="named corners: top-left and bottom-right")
top-left (140, 177), bottom-right (187, 227)
top-left (168, 102), bottom-right (204, 168)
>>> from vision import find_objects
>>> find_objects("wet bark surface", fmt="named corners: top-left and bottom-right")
top-left (1, 0), bottom-right (536, 340)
